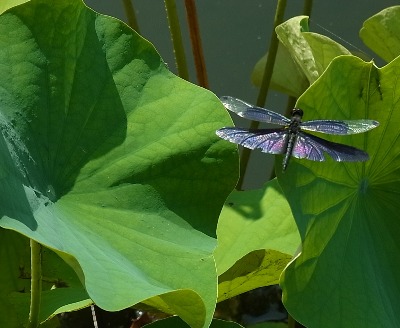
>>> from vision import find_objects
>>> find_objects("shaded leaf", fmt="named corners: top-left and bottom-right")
top-left (214, 180), bottom-right (299, 302)
top-left (215, 179), bottom-right (299, 276)
top-left (248, 323), bottom-right (287, 328)
top-left (144, 316), bottom-right (244, 328)
top-left (0, 229), bottom-right (31, 328)
top-left (0, 229), bottom-right (90, 327)
top-left (218, 249), bottom-right (292, 302)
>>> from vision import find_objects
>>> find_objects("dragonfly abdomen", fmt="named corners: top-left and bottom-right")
top-left (283, 132), bottom-right (296, 171)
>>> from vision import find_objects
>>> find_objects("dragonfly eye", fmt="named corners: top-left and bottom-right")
top-left (292, 108), bottom-right (304, 117)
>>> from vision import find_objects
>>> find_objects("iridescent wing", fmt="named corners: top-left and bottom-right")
top-left (216, 127), bottom-right (288, 154)
top-left (300, 119), bottom-right (379, 135)
top-left (292, 132), bottom-right (369, 162)
top-left (220, 96), bottom-right (290, 126)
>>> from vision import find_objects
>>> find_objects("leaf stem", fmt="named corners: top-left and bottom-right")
top-left (184, 0), bottom-right (209, 88)
top-left (122, 0), bottom-right (140, 33)
top-left (285, 95), bottom-right (297, 116)
top-left (256, 0), bottom-right (287, 108)
top-left (288, 313), bottom-right (296, 328)
top-left (236, 0), bottom-right (288, 189)
top-left (27, 239), bottom-right (42, 328)
top-left (303, 0), bottom-right (314, 17)
top-left (164, 0), bottom-right (190, 80)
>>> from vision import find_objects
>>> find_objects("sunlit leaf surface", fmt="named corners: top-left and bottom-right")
top-left (360, 6), bottom-right (400, 62)
top-left (278, 55), bottom-right (400, 328)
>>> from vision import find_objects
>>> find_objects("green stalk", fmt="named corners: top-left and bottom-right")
top-left (236, 0), bottom-right (287, 189)
top-left (164, 0), bottom-right (190, 80)
top-left (303, 0), bottom-right (314, 17)
top-left (256, 0), bottom-right (287, 108)
top-left (27, 239), bottom-right (42, 328)
top-left (288, 314), bottom-right (296, 328)
top-left (122, 0), bottom-right (140, 33)
top-left (285, 95), bottom-right (298, 116)
top-left (184, 0), bottom-right (209, 88)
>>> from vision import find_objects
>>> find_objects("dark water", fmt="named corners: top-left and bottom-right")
top-left (85, 0), bottom-right (398, 188)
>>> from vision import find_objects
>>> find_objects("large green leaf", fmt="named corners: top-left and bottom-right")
top-left (360, 6), bottom-right (400, 63)
top-left (214, 179), bottom-right (300, 301)
top-left (0, 0), bottom-right (238, 327)
top-left (278, 55), bottom-right (400, 327)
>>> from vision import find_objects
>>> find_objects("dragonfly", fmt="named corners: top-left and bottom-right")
top-left (216, 96), bottom-right (379, 171)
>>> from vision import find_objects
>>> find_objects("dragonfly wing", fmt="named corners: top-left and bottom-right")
top-left (293, 132), bottom-right (369, 162)
top-left (220, 96), bottom-right (290, 125)
top-left (292, 133), bottom-right (325, 161)
top-left (300, 119), bottom-right (379, 135)
top-left (216, 127), bottom-right (288, 154)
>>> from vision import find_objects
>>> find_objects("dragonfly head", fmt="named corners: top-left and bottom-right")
top-left (292, 108), bottom-right (304, 119)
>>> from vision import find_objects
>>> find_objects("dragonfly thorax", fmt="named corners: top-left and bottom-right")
top-left (289, 109), bottom-right (303, 134)
top-left (291, 108), bottom-right (304, 118)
